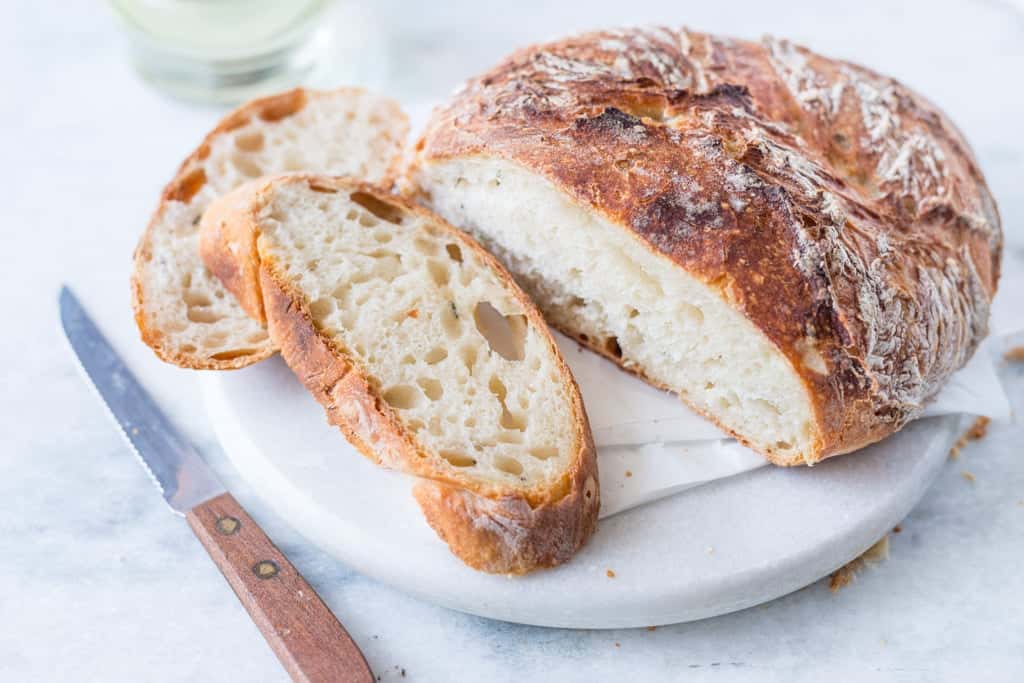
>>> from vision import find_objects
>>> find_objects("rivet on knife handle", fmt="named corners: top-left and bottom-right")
top-left (187, 492), bottom-right (374, 683)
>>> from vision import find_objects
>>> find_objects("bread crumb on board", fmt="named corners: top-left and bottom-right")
top-left (606, 569), bottom-right (616, 578)
top-left (829, 535), bottom-right (890, 593)
top-left (948, 416), bottom-right (991, 459)
top-left (965, 416), bottom-right (991, 440)
top-left (961, 471), bottom-right (976, 483)
top-left (1004, 346), bottom-right (1024, 362)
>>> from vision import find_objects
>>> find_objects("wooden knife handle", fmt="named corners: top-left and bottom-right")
top-left (187, 492), bottom-right (373, 683)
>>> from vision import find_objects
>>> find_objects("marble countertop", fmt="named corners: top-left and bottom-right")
top-left (3, 0), bottom-right (1022, 680)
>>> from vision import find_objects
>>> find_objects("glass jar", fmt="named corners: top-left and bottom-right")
top-left (108, 0), bottom-right (336, 104)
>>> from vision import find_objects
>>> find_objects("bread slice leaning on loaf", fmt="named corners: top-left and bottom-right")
top-left (199, 174), bottom-right (599, 574)
top-left (408, 27), bottom-right (1002, 466)
top-left (132, 88), bottom-right (408, 370)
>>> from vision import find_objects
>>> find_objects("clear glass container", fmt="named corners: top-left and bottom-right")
top-left (108, 0), bottom-right (336, 104)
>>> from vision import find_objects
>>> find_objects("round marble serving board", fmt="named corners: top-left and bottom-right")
top-left (200, 357), bottom-right (964, 629)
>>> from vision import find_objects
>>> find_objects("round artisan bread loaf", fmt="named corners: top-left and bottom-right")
top-left (409, 27), bottom-right (1002, 465)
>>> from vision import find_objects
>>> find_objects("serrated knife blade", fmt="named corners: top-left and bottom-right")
top-left (59, 285), bottom-right (374, 680)
top-left (59, 286), bottom-right (224, 514)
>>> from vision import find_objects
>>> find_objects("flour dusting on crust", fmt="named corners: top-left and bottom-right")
top-left (415, 27), bottom-right (1002, 462)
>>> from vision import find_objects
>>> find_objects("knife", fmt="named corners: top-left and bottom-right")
top-left (59, 286), bottom-right (373, 683)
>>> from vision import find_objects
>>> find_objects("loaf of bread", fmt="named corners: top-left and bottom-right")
top-left (132, 88), bottom-right (407, 369)
top-left (409, 27), bottom-right (1002, 465)
top-left (199, 175), bottom-right (599, 573)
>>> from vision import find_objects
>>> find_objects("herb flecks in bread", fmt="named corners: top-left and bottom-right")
top-left (132, 88), bottom-right (408, 369)
top-left (200, 175), bottom-right (598, 573)
top-left (410, 27), bottom-right (1002, 465)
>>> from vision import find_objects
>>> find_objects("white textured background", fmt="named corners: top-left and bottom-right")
top-left (2, 0), bottom-right (1023, 680)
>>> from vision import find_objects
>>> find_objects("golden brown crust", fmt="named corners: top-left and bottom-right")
top-left (132, 88), bottom-right (409, 370)
top-left (198, 181), bottom-right (268, 324)
top-left (411, 28), bottom-right (1002, 465)
top-left (412, 470), bottom-right (598, 575)
top-left (203, 174), bottom-right (599, 573)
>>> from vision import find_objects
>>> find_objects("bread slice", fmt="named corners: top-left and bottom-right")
top-left (132, 88), bottom-right (408, 370)
top-left (199, 174), bottom-right (599, 573)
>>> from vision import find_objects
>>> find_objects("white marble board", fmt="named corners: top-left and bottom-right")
top-left (201, 357), bottom-right (967, 628)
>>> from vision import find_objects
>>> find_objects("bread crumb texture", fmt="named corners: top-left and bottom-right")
top-left (134, 88), bottom-right (407, 368)
top-left (255, 179), bottom-right (578, 495)
top-left (202, 176), bottom-right (600, 573)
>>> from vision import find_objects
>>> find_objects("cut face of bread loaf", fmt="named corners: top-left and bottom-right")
top-left (132, 88), bottom-right (408, 369)
top-left (416, 158), bottom-right (814, 460)
top-left (410, 27), bottom-right (1002, 466)
top-left (200, 175), bottom-right (598, 573)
